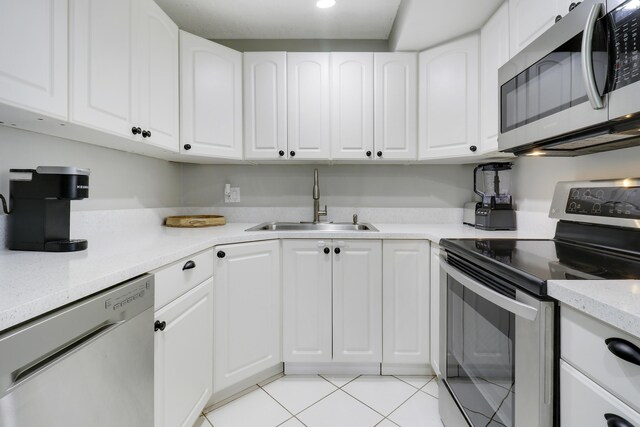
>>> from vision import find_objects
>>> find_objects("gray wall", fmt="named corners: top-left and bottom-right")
top-left (181, 164), bottom-right (475, 208)
top-left (0, 127), bottom-right (183, 211)
top-left (512, 145), bottom-right (640, 213)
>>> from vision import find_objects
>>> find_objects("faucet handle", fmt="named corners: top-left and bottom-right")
top-left (353, 214), bottom-right (358, 225)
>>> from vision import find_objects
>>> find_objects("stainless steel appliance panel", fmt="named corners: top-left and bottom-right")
top-left (0, 275), bottom-right (154, 427)
top-left (439, 256), bottom-right (554, 427)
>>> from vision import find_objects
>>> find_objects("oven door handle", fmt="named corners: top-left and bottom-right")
top-left (440, 255), bottom-right (539, 321)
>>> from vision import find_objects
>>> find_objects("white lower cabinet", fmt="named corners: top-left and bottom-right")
top-left (283, 239), bottom-right (382, 364)
top-left (213, 240), bottom-right (281, 393)
top-left (154, 278), bottom-right (213, 427)
top-left (382, 241), bottom-right (430, 365)
top-left (561, 360), bottom-right (640, 427)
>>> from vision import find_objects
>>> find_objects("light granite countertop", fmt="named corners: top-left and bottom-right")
top-left (0, 221), bottom-right (548, 332)
top-left (548, 280), bottom-right (640, 339)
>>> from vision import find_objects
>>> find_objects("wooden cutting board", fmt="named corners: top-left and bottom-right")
top-left (164, 215), bottom-right (226, 228)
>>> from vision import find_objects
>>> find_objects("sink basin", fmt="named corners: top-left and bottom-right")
top-left (245, 222), bottom-right (379, 232)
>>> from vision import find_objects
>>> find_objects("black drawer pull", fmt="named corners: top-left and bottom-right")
top-left (182, 260), bottom-right (196, 271)
top-left (605, 413), bottom-right (635, 427)
top-left (154, 320), bottom-right (166, 332)
top-left (605, 338), bottom-right (640, 366)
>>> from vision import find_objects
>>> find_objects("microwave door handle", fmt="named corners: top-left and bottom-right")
top-left (582, 2), bottom-right (605, 110)
top-left (439, 255), bottom-right (539, 321)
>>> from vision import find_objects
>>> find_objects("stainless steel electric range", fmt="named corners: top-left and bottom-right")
top-left (437, 178), bottom-right (640, 427)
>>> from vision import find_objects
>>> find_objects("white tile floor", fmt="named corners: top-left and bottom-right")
top-left (197, 374), bottom-right (443, 427)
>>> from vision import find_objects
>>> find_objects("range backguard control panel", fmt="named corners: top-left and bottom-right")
top-left (565, 186), bottom-right (640, 219)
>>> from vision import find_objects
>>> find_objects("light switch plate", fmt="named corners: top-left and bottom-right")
top-left (225, 187), bottom-right (240, 203)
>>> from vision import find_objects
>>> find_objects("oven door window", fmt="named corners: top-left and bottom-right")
top-left (447, 277), bottom-right (515, 426)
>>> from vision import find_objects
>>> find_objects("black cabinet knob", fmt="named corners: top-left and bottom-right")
top-left (290, 150), bottom-right (296, 157)
top-left (555, 14), bottom-right (562, 23)
top-left (131, 126), bottom-right (142, 135)
top-left (334, 247), bottom-right (341, 254)
top-left (184, 144), bottom-right (192, 151)
top-left (217, 251), bottom-right (226, 258)
top-left (182, 260), bottom-right (196, 270)
top-left (469, 145), bottom-right (478, 152)
top-left (376, 151), bottom-right (382, 158)
top-left (605, 414), bottom-right (634, 427)
top-left (154, 320), bottom-right (166, 332)
top-left (142, 130), bottom-right (151, 138)
top-left (323, 247), bottom-right (330, 254)
top-left (279, 150), bottom-right (285, 157)
top-left (366, 151), bottom-right (372, 157)
top-left (605, 338), bottom-right (640, 366)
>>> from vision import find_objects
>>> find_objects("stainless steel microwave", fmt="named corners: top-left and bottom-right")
top-left (498, 0), bottom-right (640, 156)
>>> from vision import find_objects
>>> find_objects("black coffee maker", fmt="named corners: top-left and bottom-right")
top-left (473, 162), bottom-right (516, 231)
top-left (3, 167), bottom-right (90, 251)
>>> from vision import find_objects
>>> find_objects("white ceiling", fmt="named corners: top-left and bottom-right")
top-left (154, 0), bottom-right (402, 40)
top-left (155, 0), bottom-right (504, 50)
top-left (390, 0), bottom-right (504, 51)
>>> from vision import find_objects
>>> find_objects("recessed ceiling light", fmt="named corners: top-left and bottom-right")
top-left (316, 0), bottom-right (336, 8)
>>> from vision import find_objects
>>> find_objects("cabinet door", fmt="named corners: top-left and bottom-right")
top-left (480, 2), bottom-right (510, 154)
top-left (382, 241), bottom-right (430, 365)
top-left (155, 278), bottom-right (213, 427)
top-left (0, 0), bottom-right (67, 119)
top-left (282, 240), bottom-right (332, 363)
top-left (330, 53), bottom-right (374, 160)
top-left (213, 240), bottom-right (281, 393)
top-left (180, 31), bottom-right (243, 159)
top-left (418, 34), bottom-right (479, 160)
top-left (509, 0), bottom-right (560, 56)
top-left (136, 0), bottom-right (179, 152)
top-left (243, 52), bottom-right (288, 160)
top-left (287, 53), bottom-right (331, 160)
top-left (333, 240), bottom-right (382, 363)
top-left (70, 0), bottom-right (137, 138)
top-left (429, 243), bottom-right (441, 375)
top-left (374, 53), bottom-right (418, 160)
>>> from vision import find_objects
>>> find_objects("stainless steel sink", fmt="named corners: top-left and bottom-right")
top-left (245, 222), bottom-right (379, 232)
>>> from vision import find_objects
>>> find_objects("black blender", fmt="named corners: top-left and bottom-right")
top-left (473, 162), bottom-right (516, 230)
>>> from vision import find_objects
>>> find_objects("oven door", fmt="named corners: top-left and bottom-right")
top-left (438, 255), bottom-right (555, 427)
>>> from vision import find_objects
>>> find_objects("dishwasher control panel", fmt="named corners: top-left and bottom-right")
top-left (104, 276), bottom-right (153, 313)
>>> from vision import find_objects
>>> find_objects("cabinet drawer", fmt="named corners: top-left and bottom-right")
top-left (154, 248), bottom-right (214, 309)
top-left (561, 305), bottom-right (640, 412)
top-left (561, 360), bottom-right (640, 427)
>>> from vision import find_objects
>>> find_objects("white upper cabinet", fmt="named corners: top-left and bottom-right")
top-left (374, 53), bottom-right (418, 161)
top-left (287, 53), bottom-right (331, 160)
top-left (69, 0), bottom-right (179, 151)
top-left (509, 0), bottom-right (560, 57)
top-left (180, 31), bottom-right (243, 159)
top-left (332, 240), bottom-right (382, 363)
top-left (70, 0), bottom-right (137, 138)
top-left (330, 53), bottom-right (374, 160)
top-left (419, 34), bottom-right (480, 160)
top-left (480, 2), bottom-right (510, 154)
top-left (243, 52), bottom-right (288, 160)
top-left (0, 0), bottom-right (67, 119)
top-left (137, 0), bottom-right (179, 152)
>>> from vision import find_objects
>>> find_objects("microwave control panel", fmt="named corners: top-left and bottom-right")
top-left (565, 186), bottom-right (640, 219)
top-left (610, 0), bottom-right (640, 91)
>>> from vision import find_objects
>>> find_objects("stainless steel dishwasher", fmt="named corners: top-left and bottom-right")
top-left (0, 274), bottom-right (154, 427)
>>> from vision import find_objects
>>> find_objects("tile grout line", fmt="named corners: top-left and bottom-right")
top-left (257, 383), bottom-right (299, 422)
top-left (391, 374), bottom-right (435, 391)
top-left (385, 388), bottom-right (424, 423)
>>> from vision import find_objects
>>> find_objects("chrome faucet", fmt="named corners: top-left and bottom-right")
top-left (313, 168), bottom-right (327, 223)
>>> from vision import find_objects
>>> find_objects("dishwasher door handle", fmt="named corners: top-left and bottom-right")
top-left (8, 320), bottom-right (124, 391)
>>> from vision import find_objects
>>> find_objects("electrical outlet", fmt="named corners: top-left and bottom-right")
top-left (225, 187), bottom-right (240, 203)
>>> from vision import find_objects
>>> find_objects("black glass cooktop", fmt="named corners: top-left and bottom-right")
top-left (441, 238), bottom-right (640, 296)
